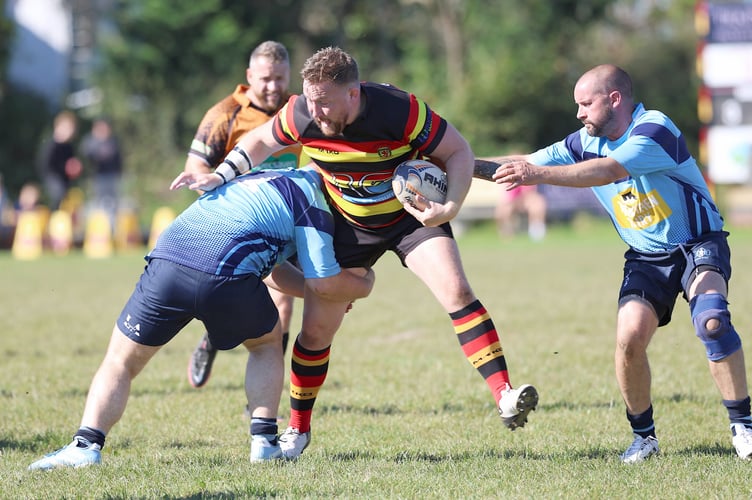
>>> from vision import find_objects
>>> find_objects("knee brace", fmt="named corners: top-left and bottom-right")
top-left (690, 293), bottom-right (741, 361)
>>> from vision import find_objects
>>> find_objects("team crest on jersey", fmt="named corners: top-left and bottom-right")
top-left (377, 147), bottom-right (392, 159)
top-left (612, 187), bottom-right (672, 230)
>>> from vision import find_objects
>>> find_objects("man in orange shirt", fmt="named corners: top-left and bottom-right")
top-left (185, 40), bottom-right (303, 388)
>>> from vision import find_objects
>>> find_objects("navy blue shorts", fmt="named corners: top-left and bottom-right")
top-left (619, 231), bottom-right (731, 327)
top-left (116, 258), bottom-right (278, 349)
top-left (331, 210), bottom-right (454, 268)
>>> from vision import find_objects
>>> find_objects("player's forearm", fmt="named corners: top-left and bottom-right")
top-left (184, 155), bottom-right (212, 175)
top-left (215, 121), bottom-right (284, 184)
top-left (307, 268), bottom-right (375, 302)
top-left (266, 262), bottom-right (305, 298)
top-left (439, 153), bottom-right (473, 218)
top-left (473, 156), bottom-right (527, 181)
top-left (537, 157), bottom-right (627, 187)
top-left (214, 146), bottom-right (254, 184)
top-left (431, 125), bottom-right (474, 208)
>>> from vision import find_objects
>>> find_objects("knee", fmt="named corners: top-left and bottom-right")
top-left (275, 297), bottom-right (294, 320)
top-left (615, 333), bottom-right (647, 361)
top-left (691, 293), bottom-right (741, 361)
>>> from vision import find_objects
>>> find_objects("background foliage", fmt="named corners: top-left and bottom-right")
top-left (0, 0), bottom-right (699, 215)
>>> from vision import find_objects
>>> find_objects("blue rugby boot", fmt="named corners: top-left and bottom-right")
top-left (28, 437), bottom-right (102, 470)
top-left (620, 434), bottom-right (659, 464)
top-left (250, 434), bottom-right (283, 462)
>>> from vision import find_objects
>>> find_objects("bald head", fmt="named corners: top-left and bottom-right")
top-left (574, 64), bottom-right (635, 140)
top-left (578, 64), bottom-right (633, 100)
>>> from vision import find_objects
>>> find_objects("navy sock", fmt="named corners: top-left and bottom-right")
top-left (626, 405), bottom-right (656, 439)
top-left (722, 396), bottom-right (752, 428)
top-left (250, 417), bottom-right (278, 437)
top-left (75, 426), bottom-right (106, 449)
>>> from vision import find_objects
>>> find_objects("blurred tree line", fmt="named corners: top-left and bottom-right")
top-left (0, 0), bottom-right (699, 215)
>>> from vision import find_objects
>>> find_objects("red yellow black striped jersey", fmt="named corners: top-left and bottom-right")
top-left (271, 82), bottom-right (447, 228)
top-left (190, 84), bottom-right (301, 170)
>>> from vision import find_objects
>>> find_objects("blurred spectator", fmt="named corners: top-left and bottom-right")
top-left (495, 184), bottom-right (547, 241)
top-left (81, 117), bottom-right (123, 223)
top-left (9, 181), bottom-right (49, 258)
top-left (16, 182), bottom-right (42, 213)
top-left (1, 179), bottom-right (45, 248)
top-left (37, 110), bottom-right (83, 210)
top-left (0, 174), bottom-right (15, 247)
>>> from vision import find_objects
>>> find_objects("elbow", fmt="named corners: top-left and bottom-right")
top-left (307, 279), bottom-right (351, 301)
top-left (307, 280), bottom-right (334, 298)
top-left (307, 273), bottom-right (375, 301)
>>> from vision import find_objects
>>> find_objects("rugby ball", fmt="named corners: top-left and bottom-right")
top-left (392, 159), bottom-right (447, 210)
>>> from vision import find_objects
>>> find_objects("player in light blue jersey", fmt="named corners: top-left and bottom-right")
top-left (28, 168), bottom-right (375, 470)
top-left (481, 64), bottom-right (752, 463)
top-left (149, 168), bottom-right (337, 279)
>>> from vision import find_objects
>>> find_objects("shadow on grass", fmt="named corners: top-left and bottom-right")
top-left (159, 490), bottom-right (282, 500)
top-left (7, 433), bottom-right (138, 454)
top-left (673, 442), bottom-right (734, 458)
top-left (327, 443), bottom-right (735, 463)
top-left (317, 401), bottom-right (483, 416)
top-left (523, 392), bottom-right (713, 413)
top-left (0, 434), bottom-right (60, 452)
top-left (321, 447), bottom-right (615, 463)
top-left (59, 382), bottom-right (248, 399)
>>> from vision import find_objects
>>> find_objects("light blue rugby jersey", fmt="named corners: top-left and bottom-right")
top-left (529, 103), bottom-right (723, 253)
top-left (147, 167), bottom-right (340, 278)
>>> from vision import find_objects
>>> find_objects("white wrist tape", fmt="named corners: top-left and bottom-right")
top-left (215, 146), bottom-right (252, 183)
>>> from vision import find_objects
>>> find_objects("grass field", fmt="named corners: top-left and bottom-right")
top-left (3, 217), bottom-right (752, 498)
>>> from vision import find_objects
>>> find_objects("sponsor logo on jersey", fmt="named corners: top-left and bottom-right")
top-left (326, 171), bottom-right (393, 197)
top-left (317, 147), bottom-right (340, 155)
top-left (612, 187), bottom-right (672, 230)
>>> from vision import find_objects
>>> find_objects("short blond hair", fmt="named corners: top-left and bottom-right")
top-left (249, 40), bottom-right (289, 67)
top-left (300, 46), bottom-right (359, 86)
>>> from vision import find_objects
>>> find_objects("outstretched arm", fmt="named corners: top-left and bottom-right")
top-left (473, 156), bottom-right (528, 181)
top-left (298, 268), bottom-right (376, 351)
top-left (170, 120), bottom-right (287, 192)
top-left (265, 262), bottom-right (305, 298)
top-left (306, 267), bottom-right (375, 302)
top-left (493, 156), bottom-right (628, 189)
top-left (473, 156), bottom-right (628, 189)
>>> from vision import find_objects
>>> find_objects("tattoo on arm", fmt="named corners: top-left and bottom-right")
top-left (473, 159), bottom-right (511, 181)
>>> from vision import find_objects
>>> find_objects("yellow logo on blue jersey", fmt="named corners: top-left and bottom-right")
top-left (612, 187), bottom-right (672, 230)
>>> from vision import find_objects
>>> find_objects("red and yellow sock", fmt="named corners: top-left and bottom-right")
top-left (450, 299), bottom-right (510, 404)
top-left (287, 337), bottom-right (330, 433)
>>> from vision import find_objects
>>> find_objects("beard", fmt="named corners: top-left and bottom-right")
top-left (255, 91), bottom-right (283, 113)
top-left (261, 93), bottom-right (282, 112)
top-left (583, 106), bottom-right (614, 138)
top-left (315, 116), bottom-right (346, 136)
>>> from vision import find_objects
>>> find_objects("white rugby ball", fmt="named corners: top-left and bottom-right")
top-left (392, 159), bottom-right (447, 210)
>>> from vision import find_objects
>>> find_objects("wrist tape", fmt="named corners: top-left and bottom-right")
top-left (215, 146), bottom-right (252, 183)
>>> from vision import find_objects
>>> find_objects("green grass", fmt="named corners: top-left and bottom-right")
top-left (3, 218), bottom-right (752, 498)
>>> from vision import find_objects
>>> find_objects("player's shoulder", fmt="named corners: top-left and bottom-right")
top-left (633, 103), bottom-right (673, 127)
top-left (198, 93), bottom-right (240, 125)
top-left (362, 81), bottom-right (412, 101)
top-left (360, 82), bottom-right (420, 124)
top-left (637, 108), bottom-right (670, 124)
